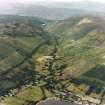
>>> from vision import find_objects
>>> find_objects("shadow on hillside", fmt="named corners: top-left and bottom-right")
top-left (0, 42), bottom-right (47, 97)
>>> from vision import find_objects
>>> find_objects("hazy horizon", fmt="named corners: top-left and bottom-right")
top-left (1, 0), bottom-right (105, 4)
top-left (0, 0), bottom-right (105, 15)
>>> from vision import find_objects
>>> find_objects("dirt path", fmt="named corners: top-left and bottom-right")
top-left (0, 103), bottom-right (5, 105)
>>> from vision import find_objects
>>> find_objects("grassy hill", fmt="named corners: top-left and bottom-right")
top-left (0, 15), bottom-right (53, 98)
top-left (1, 14), bottom-right (105, 105)
top-left (47, 15), bottom-right (105, 96)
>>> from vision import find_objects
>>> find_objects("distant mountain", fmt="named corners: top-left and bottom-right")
top-left (13, 2), bottom-right (105, 20)
top-left (14, 4), bottom-right (87, 20)
top-left (0, 2), bottom-right (105, 20)
top-left (47, 1), bottom-right (105, 13)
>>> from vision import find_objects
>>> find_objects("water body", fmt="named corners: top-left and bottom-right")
top-left (37, 99), bottom-right (78, 105)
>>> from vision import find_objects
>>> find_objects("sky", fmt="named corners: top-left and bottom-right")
top-left (0, 0), bottom-right (105, 3)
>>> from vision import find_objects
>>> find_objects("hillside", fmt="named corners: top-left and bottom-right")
top-left (47, 15), bottom-right (105, 101)
top-left (1, 14), bottom-right (105, 105)
top-left (0, 15), bottom-right (53, 98)
top-left (1, 2), bottom-right (105, 20)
